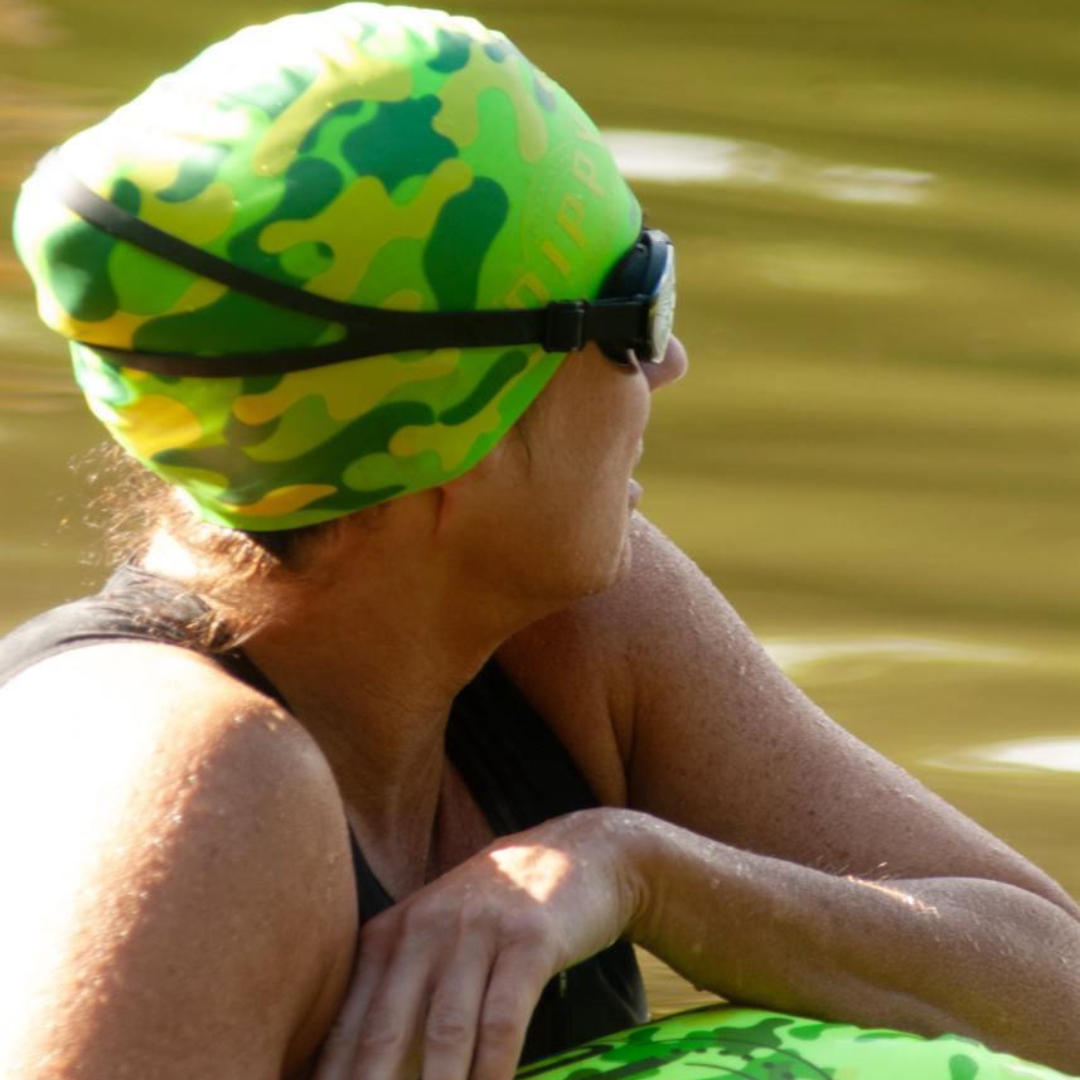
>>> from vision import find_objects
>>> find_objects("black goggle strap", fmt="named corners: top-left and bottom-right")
top-left (40, 153), bottom-right (653, 378)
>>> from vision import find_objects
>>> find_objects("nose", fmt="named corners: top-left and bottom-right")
top-left (642, 334), bottom-right (689, 392)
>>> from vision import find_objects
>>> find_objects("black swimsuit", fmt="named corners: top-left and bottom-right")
top-left (0, 564), bottom-right (647, 1061)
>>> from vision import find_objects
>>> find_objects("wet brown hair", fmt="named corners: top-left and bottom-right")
top-left (79, 414), bottom-right (525, 648)
top-left (80, 442), bottom-right (338, 649)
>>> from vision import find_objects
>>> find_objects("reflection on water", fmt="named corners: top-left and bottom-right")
top-left (0, 0), bottom-right (64, 47)
top-left (934, 738), bottom-right (1080, 776)
top-left (0, 0), bottom-right (1077, 1019)
top-left (606, 129), bottom-right (935, 205)
top-left (765, 636), bottom-right (1025, 680)
top-left (0, 354), bottom-right (79, 414)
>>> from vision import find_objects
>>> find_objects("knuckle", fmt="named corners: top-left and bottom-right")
top-left (517, 913), bottom-right (550, 946)
top-left (506, 911), bottom-right (558, 959)
top-left (479, 1009), bottom-right (522, 1048)
top-left (458, 900), bottom-right (489, 936)
top-left (425, 1007), bottom-right (472, 1050)
top-left (399, 897), bottom-right (442, 937)
top-left (354, 1004), bottom-right (405, 1054)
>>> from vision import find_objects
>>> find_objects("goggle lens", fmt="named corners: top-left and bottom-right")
top-left (644, 246), bottom-right (676, 363)
top-left (597, 229), bottom-right (677, 366)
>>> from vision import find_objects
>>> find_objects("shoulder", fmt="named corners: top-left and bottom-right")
top-left (0, 642), bottom-right (357, 1074)
top-left (0, 638), bottom-right (341, 819)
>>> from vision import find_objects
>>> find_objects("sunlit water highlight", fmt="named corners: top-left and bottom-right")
top-left (934, 739), bottom-right (1080, 777)
top-left (606, 128), bottom-right (935, 206)
top-left (765, 637), bottom-right (1025, 681)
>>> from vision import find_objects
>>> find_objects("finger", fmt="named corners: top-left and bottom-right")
top-left (346, 915), bottom-right (452, 1080)
top-left (471, 941), bottom-right (556, 1080)
top-left (421, 927), bottom-right (496, 1080)
top-left (311, 915), bottom-right (416, 1080)
top-left (311, 931), bottom-right (387, 1080)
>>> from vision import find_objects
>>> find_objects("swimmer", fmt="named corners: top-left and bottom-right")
top-left (3, 5), bottom-right (1080, 1079)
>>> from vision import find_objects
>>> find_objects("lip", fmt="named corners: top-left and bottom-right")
top-left (628, 478), bottom-right (643, 505)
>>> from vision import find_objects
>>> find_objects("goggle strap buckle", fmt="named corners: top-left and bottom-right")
top-left (543, 301), bottom-right (588, 353)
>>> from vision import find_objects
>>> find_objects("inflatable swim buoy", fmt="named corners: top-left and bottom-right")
top-left (517, 1005), bottom-right (1072, 1080)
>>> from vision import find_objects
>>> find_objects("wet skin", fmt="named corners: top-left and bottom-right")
top-left (4, 337), bottom-right (1080, 1080)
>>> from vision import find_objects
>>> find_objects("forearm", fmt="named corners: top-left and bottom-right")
top-left (619, 810), bottom-right (1080, 1073)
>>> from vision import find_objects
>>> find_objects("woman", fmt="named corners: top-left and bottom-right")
top-left (4, 4), bottom-right (1080, 1079)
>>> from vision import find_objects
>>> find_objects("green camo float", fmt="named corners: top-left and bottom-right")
top-left (517, 1005), bottom-right (1073, 1080)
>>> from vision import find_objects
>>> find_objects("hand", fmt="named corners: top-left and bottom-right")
top-left (312, 808), bottom-right (642, 1080)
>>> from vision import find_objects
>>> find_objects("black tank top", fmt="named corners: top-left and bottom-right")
top-left (0, 565), bottom-right (647, 1061)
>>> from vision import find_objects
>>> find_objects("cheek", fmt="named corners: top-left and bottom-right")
top-left (603, 387), bottom-right (650, 482)
top-left (517, 356), bottom-right (651, 510)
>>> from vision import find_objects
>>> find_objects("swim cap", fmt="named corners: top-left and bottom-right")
top-left (14, 3), bottom-right (641, 530)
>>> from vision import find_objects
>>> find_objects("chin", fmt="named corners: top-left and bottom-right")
top-left (576, 519), bottom-right (635, 600)
top-left (504, 495), bottom-right (637, 611)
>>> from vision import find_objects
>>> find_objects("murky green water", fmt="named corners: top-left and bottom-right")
top-left (1, 0), bottom-right (1078, 1017)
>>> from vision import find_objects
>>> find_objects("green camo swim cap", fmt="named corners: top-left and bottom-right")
top-left (14, 3), bottom-right (641, 531)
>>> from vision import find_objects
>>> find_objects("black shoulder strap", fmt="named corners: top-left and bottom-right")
top-left (0, 564), bottom-right (203, 688)
top-left (445, 660), bottom-right (599, 836)
top-left (348, 825), bottom-right (395, 920)
top-left (0, 566), bottom-right (397, 924)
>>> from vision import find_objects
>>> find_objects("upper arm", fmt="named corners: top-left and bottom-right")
top-left (0, 643), bottom-right (357, 1079)
top-left (509, 514), bottom-right (1077, 916)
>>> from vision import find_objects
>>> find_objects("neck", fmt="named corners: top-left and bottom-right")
top-left (144, 495), bottom-right (560, 890)
top-left (245, 568), bottom-right (508, 798)
top-left (243, 521), bottom-right (545, 895)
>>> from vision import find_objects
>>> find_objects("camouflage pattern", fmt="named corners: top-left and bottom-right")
top-left (14, 3), bottom-right (641, 530)
top-left (518, 1005), bottom-right (1073, 1080)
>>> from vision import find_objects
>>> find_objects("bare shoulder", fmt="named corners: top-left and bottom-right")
top-left (0, 642), bottom-right (356, 1078)
top-left (501, 516), bottom-right (1076, 915)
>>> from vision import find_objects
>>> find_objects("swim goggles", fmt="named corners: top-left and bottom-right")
top-left (42, 155), bottom-right (676, 377)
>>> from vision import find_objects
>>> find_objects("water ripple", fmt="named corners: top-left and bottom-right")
top-left (604, 128), bottom-right (935, 206)
top-left (765, 636), bottom-right (1023, 681)
top-left (0, 0), bottom-right (64, 47)
top-left (931, 737), bottom-right (1080, 776)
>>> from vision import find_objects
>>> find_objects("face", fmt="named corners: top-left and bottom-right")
top-left (451, 336), bottom-right (688, 610)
